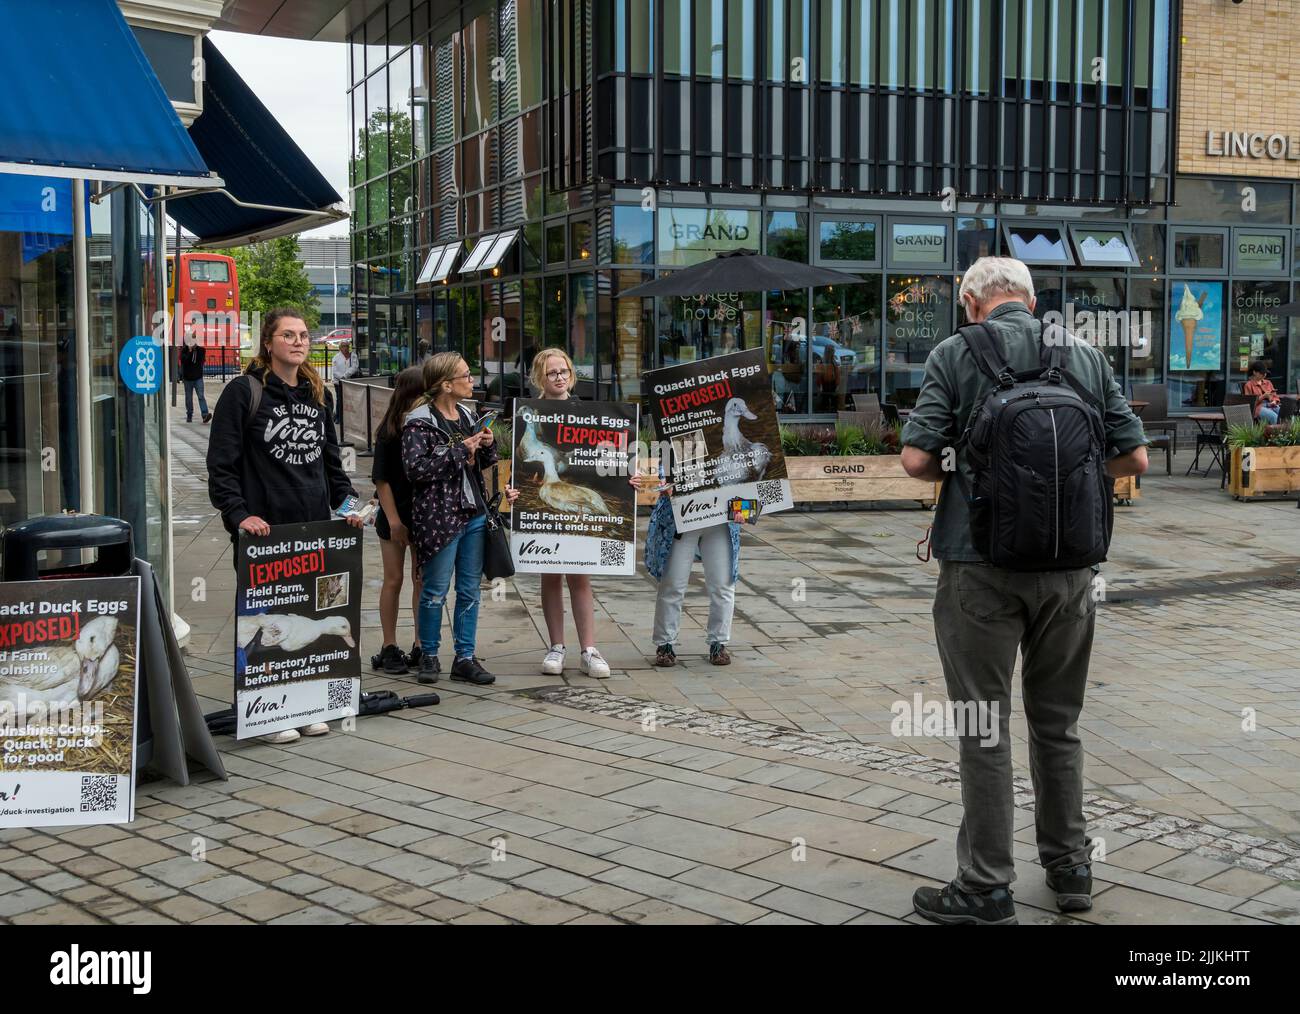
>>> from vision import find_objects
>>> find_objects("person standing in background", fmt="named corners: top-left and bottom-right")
top-left (180, 334), bottom-right (211, 423)
top-left (331, 339), bottom-right (359, 424)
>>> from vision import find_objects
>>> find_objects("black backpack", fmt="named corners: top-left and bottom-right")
top-left (954, 322), bottom-right (1113, 572)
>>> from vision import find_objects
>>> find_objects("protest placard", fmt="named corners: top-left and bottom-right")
top-left (644, 348), bottom-right (792, 532)
top-left (510, 398), bottom-right (639, 574)
top-left (234, 520), bottom-right (362, 739)
top-left (0, 577), bottom-right (140, 827)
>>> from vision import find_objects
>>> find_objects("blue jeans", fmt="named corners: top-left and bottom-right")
top-left (418, 513), bottom-right (486, 661)
top-left (184, 378), bottom-right (209, 420)
top-left (1259, 405), bottom-right (1280, 425)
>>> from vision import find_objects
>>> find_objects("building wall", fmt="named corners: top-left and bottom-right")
top-left (300, 236), bottom-right (352, 329)
top-left (1178, 0), bottom-right (1300, 179)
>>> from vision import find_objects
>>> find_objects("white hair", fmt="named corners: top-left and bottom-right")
top-left (959, 256), bottom-right (1035, 306)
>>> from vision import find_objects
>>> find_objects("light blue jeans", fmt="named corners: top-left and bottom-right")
top-left (1259, 405), bottom-right (1280, 425)
top-left (418, 513), bottom-right (486, 661)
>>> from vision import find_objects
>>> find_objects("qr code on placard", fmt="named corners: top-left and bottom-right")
top-left (599, 540), bottom-right (627, 568)
top-left (80, 775), bottom-right (118, 813)
top-left (327, 679), bottom-right (353, 710)
top-left (756, 480), bottom-right (785, 507)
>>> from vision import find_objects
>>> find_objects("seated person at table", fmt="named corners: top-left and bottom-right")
top-left (1244, 361), bottom-right (1282, 425)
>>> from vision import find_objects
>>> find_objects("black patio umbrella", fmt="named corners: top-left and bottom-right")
top-left (618, 249), bottom-right (865, 297)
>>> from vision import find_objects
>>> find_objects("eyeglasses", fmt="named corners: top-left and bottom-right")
top-left (275, 331), bottom-right (312, 344)
top-left (546, 368), bottom-right (571, 380)
top-left (452, 371), bottom-right (473, 381)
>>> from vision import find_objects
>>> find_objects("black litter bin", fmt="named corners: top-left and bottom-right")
top-left (1, 514), bottom-right (152, 770)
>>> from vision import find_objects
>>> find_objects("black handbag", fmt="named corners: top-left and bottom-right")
top-left (481, 491), bottom-right (515, 580)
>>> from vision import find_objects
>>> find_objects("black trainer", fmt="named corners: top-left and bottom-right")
top-left (407, 642), bottom-right (422, 669)
top-left (1045, 863), bottom-right (1093, 912)
top-left (417, 654), bottom-right (440, 684)
top-left (373, 643), bottom-right (408, 675)
top-left (451, 656), bottom-right (495, 685)
top-left (912, 883), bottom-right (1017, 925)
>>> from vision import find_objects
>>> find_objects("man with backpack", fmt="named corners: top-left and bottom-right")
top-left (899, 257), bottom-right (1148, 925)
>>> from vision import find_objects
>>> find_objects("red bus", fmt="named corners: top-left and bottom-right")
top-left (167, 252), bottom-right (240, 369)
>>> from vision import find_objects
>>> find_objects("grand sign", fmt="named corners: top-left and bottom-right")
top-left (1205, 131), bottom-right (1300, 160)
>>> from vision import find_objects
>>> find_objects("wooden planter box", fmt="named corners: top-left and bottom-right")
top-left (785, 455), bottom-right (939, 506)
top-left (1112, 474), bottom-right (1140, 504)
top-left (1228, 445), bottom-right (1300, 498)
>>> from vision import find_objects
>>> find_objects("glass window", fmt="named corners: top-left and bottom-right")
top-left (695, 0), bottom-right (724, 78)
top-left (1169, 279), bottom-right (1224, 373)
top-left (463, 13), bottom-right (496, 135)
top-left (1066, 275), bottom-right (1126, 375)
top-left (546, 222), bottom-right (567, 264)
top-left (1171, 177), bottom-right (1291, 225)
top-left (657, 208), bottom-right (760, 266)
top-left (631, 0), bottom-right (654, 74)
top-left (766, 0), bottom-right (809, 82)
top-left (850, 0), bottom-right (873, 85)
top-left (767, 288), bottom-right (810, 413)
top-left (188, 259), bottom-right (230, 283)
top-left (886, 275), bottom-right (953, 407)
top-left (1127, 276), bottom-right (1164, 389)
top-left (816, 216), bottom-right (879, 264)
top-left (1003, 223), bottom-right (1073, 266)
top-left (811, 278), bottom-right (883, 413)
top-left (1070, 225), bottom-right (1139, 267)
top-left (1229, 280), bottom-right (1287, 384)
top-left (1171, 230), bottom-right (1226, 272)
top-left (727, 0), bottom-right (755, 78)
top-left (966, 0), bottom-right (991, 93)
top-left (909, 0), bottom-right (939, 90)
top-left (819, 0), bottom-right (846, 85)
top-left (432, 37), bottom-right (456, 148)
top-left (613, 205), bottom-right (654, 263)
top-left (1233, 231), bottom-right (1288, 275)
top-left (1131, 223), bottom-right (1165, 274)
top-left (957, 215), bottom-right (997, 269)
top-left (665, 0), bottom-right (690, 75)
top-left (570, 219), bottom-right (593, 262)
top-left (766, 211), bottom-right (808, 262)
top-left (880, 0), bottom-right (902, 88)
top-left (889, 221), bottom-right (950, 267)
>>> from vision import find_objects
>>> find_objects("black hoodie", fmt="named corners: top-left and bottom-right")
top-left (207, 364), bottom-right (355, 539)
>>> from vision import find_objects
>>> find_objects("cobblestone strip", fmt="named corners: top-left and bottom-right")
top-left (532, 686), bottom-right (1300, 883)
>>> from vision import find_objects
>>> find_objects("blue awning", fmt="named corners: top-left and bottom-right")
top-left (170, 38), bottom-right (344, 248)
top-left (0, 0), bottom-right (217, 187)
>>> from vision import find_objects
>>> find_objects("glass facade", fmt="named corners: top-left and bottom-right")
top-left (0, 181), bottom-right (171, 582)
top-left (350, 1), bottom-right (1298, 418)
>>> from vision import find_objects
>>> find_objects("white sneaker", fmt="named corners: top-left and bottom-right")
top-left (581, 648), bottom-right (611, 679)
top-left (541, 644), bottom-right (566, 675)
top-left (260, 729), bottom-right (300, 744)
top-left (299, 723), bottom-right (330, 737)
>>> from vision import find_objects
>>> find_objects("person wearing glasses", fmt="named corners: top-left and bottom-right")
top-left (207, 308), bottom-right (365, 744)
top-left (505, 348), bottom-right (613, 679)
top-left (402, 352), bottom-right (517, 686)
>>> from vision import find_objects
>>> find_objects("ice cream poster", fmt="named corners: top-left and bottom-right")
top-left (510, 399), bottom-right (639, 574)
top-left (0, 577), bottom-right (140, 828)
top-left (1170, 281), bottom-right (1224, 372)
top-left (234, 520), bottom-right (361, 739)
top-left (644, 347), bottom-right (793, 533)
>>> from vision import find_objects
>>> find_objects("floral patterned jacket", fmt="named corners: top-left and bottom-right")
top-left (401, 402), bottom-right (499, 568)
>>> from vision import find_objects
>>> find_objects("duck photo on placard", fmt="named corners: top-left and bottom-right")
top-left (315, 573), bottom-right (349, 611)
top-left (511, 402), bottom-right (637, 544)
top-left (0, 612), bottom-right (138, 778)
top-left (237, 611), bottom-right (356, 669)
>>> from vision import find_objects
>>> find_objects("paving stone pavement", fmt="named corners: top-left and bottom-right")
top-left (2, 386), bottom-right (1295, 926)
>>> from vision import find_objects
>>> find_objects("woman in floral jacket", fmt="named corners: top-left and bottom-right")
top-left (401, 352), bottom-right (516, 686)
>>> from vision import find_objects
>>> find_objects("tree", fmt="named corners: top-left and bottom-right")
top-left (230, 236), bottom-right (321, 329)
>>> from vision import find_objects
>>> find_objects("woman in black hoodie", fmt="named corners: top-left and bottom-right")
top-left (207, 308), bottom-right (364, 744)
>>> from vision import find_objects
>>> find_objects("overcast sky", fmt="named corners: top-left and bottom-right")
top-left (210, 30), bottom-right (350, 241)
